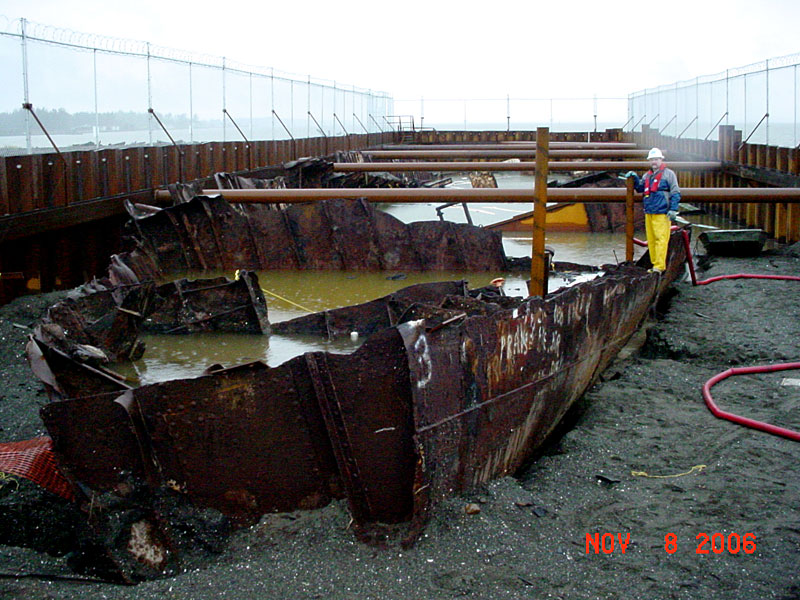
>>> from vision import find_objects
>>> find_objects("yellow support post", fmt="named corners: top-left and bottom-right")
top-left (626, 176), bottom-right (635, 262)
top-left (530, 127), bottom-right (549, 297)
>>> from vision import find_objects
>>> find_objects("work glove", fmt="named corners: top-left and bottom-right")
top-left (667, 210), bottom-right (678, 222)
top-left (623, 171), bottom-right (637, 179)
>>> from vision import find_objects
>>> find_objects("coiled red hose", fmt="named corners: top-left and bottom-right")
top-left (679, 228), bottom-right (800, 441)
top-left (702, 364), bottom-right (800, 442)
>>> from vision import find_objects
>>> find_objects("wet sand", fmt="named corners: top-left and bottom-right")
top-left (1, 247), bottom-right (799, 600)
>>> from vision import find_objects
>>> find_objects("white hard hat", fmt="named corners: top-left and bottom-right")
top-left (647, 147), bottom-right (665, 160)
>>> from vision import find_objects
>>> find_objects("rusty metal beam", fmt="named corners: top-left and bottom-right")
top-left (363, 149), bottom-right (650, 160)
top-left (530, 128), bottom-right (549, 297)
top-left (333, 161), bottom-right (720, 173)
top-left (625, 178), bottom-right (635, 261)
top-left (378, 142), bottom-right (639, 150)
top-left (154, 187), bottom-right (800, 204)
top-left (0, 190), bottom-right (155, 242)
top-left (721, 161), bottom-right (800, 188)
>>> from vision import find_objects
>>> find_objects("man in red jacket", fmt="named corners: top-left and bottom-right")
top-left (624, 148), bottom-right (681, 272)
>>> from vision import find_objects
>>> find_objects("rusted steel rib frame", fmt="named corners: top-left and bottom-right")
top-left (119, 196), bottom-right (507, 279)
top-left (333, 161), bottom-right (720, 172)
top-left (153, 187), bottom-right (800, 203)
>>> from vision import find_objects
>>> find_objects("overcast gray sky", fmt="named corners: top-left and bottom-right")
top-left (1, 0), bottom-right (799, 100)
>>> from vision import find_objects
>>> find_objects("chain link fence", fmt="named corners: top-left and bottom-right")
top-left (0, 17), bottom-right (393, 154)
top-left (628, 52), bottom-right (800, 148)
top-left (3, 16), bottom-right (797, 155)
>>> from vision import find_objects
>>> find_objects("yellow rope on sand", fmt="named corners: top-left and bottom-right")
top-left (631, 465), bottom-right (707, 479)
top-left (234, 270), bottom-right (314, 313)
top-left (0, 472), bottom-right (20, 492)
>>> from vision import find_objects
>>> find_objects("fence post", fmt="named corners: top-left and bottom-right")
top-left (93, 49), bottom-right (100, 148)
top-left (147, 42), bottom-right (153, 145)
top-left (765, 59), bottom-right (770, 146)
top-left (222, 57), bottom-right (227, 142)
top-left (270, 68), bottom-right (275, 140)
top-left (21, 18), bottom-right (32, 154)
top-left (189, 62), bottom-right (194, 143)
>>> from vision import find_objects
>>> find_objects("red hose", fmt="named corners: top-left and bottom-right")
top-left (681, 229), bottom-right (800, 286)
top-left (679, 228), bottom-right (800, 441)
top-left (702, 363), bottom-right (800, 442)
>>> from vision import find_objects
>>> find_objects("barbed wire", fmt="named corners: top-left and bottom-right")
top-left (0, 16), bottom-right (389, 98)
top-left (0, 14), bottom-right (19, 33)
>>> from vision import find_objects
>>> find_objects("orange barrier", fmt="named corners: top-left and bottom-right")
top-left (0, 436), bottom-right (74, 500)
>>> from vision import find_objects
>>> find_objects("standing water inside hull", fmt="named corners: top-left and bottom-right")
top-left (380, 171), bottom-right (754, 265)
top-left (114, 268), bottom-right (598, 385)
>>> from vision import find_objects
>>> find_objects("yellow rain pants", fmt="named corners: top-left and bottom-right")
top-left (645, 213), bottom-right (670, 271)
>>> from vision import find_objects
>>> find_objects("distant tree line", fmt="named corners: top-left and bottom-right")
top-left (0, 108), bottom-right (212, 135)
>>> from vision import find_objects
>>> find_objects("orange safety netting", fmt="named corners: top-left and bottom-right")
top-left (0, 436), bottom-right (74, 500)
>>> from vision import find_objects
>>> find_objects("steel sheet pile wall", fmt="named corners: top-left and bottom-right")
top-left (410, 129), bottom-right (625, 146)
top-left (0, 133), bottom-right (390, 305)
top-left (633, 125), bottom-right (800, 243)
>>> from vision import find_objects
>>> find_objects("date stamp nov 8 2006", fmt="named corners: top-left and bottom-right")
top-left (585, 533), bottom-right (757, 555)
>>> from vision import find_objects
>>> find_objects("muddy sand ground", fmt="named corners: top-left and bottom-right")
top-left (0, 248), bottom-right (799, 600)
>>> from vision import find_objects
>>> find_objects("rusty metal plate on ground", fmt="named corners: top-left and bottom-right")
top-left (41, 390), bottom-right (145, 490)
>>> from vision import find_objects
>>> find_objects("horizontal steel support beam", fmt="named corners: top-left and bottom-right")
top-left (0, 190), bottom-right (155, 242)
top-left (334, 161), bottom-right (720, 173)
top-left (153, 187), bottom-right (800, 204)
top-left (364, 149), bottom-right (650, 159)
top-left (721, 162), bottom-right (800, 188)
top-left (378, 142), bottom-right (639, 150)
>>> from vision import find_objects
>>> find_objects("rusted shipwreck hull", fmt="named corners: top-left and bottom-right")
top-left (116, 195), bottom-right (506, 278)
top-left (30, 223), bottom-right (687, 579)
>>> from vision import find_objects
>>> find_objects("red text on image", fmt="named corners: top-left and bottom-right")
top-left (585, 533), bottom-right (631, 554)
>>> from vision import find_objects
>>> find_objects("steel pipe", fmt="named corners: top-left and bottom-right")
top-left (153, 187), bottom-right (800, 204)
top-left (377, 142), bottom-right (639, 150)
top-left (333, 161), bottom-right (720, 172)
top-left (363, 149), bottom-right (650, 159)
